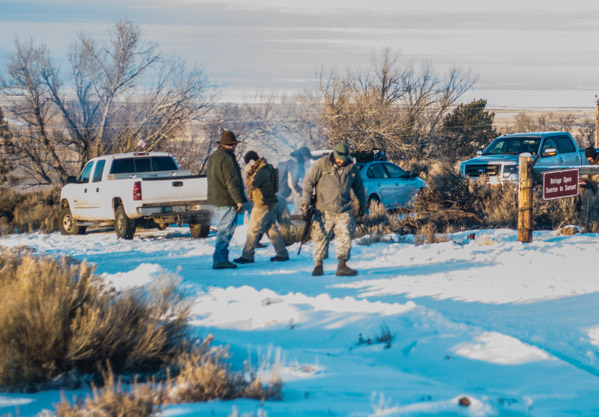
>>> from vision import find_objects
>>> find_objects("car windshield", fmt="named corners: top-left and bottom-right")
top-left (482, 137), bottom-right (541, 155)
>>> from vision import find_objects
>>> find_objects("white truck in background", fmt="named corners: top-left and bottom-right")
top-left (59, 152), bottom-right (211, 239)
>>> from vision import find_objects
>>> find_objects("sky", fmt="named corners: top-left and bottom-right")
top-left (1, 0), bottom-right (599, 110)
top-left (1, 224), bottom-right (599, 416)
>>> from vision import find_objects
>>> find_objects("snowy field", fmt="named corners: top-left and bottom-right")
top-left (1, 224), bottom-right (599, 417)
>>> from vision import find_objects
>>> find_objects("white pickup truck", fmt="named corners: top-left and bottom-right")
top-left (59, 152), bottom-right (211, 239)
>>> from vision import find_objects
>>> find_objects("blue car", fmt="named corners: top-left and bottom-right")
top-left (357, 160), bottom-right (427, 209)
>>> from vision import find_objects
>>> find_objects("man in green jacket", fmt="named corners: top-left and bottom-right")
top-left (234, 151), bottom-right (289, 264)
top-left (207, 130), bottom-right (247, 269)
top-left (301, 142), bottom-right (367, 276)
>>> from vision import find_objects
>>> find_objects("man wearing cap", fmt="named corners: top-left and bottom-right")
top-left (234, 151), bottom-right (289, 264)
top-left (207, 130), bottom-right (247, 269)
top-left (301, 143), bottom-right (367, 276)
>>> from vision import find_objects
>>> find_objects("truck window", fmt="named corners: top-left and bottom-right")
top-left (78, 161), bottom-right (94, 183)
top-left (151, 156), bottom-right (178, 171)
top-left (110, 158), bottom-right (135, 174)
top-left (556, 136), bottom-right (576, 153)
top-left (135, 158), bottom-right (152, 173)
top-left (542, 138), bottom-right (559, 154)
top-left (92, 160), bottom-right (106, 182)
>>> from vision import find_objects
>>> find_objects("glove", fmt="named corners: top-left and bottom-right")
top-left (358, 206), bottom-right (366, 217)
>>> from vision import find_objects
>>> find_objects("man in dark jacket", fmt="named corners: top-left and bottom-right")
top-left (207, 130), bottom-right (247, 269)
top-left (234, 151), bottom-right (289, 264)
top-left (301, 142), bottom-right (366, 276)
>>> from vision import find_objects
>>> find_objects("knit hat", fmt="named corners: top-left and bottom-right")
top-left (218, 130), bottom-right (239, 146)
top-left (333, 143), bottom-right (350, 162)
top-left (585, 146), bottom-right (597, 159)
top-left (244, 150), bottom-right (259, 164)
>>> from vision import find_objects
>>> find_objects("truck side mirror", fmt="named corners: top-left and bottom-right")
top-left (541, 148), bottom-right (557, 157)
top-left (476, 150), bottom-right (483, 156)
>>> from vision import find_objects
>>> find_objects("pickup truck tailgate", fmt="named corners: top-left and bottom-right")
top-left (140, 176), bottom-right (207, 203)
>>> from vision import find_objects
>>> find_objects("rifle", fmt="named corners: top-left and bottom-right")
top-left (297, 193), bottom-right (316, 255)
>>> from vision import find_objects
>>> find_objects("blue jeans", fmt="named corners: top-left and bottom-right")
top-left (212, 206), bottom-right (238, 264)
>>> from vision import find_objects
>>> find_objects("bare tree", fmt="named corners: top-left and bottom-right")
top-left (0, 19), bottom-right (214, 186)
top-left (315, 48), bottom-right (476, 160)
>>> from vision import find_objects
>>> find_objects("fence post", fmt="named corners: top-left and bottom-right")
top-left (518, 153), bottom-right (533, 242)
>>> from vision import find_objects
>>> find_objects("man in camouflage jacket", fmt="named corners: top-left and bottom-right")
top-left (234, 151), bottom-right (289, 264)
top-left (301, 142), bottom-right (366, 276)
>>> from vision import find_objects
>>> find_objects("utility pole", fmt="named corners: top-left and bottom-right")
top-left (595, 96), bottom-right (599, 148)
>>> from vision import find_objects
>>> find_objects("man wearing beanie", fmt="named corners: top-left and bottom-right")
top-left (234, 151), bottom-right (289, 264)
top-left (301, 143), bottom-right (366, 276)
top-left (207, 130), bottom-right (247, 269)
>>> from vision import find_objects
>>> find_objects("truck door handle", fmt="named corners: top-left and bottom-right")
top-left (96, 188), bottom-right (100, 192)
top-left (84, 188), bottom-right (87, 193)
top-left (172, 181), bottom-right (183, 187)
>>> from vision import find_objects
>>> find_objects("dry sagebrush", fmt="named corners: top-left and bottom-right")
top-left (0, 187), bottom-right (60, 235)
top-left (0, 248), bottom-right (190, 392)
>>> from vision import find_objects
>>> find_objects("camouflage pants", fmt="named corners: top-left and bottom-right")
top-left (241, 204), bottom-right (288, 261)
top-left (311, 211), bottom-right (356, 262)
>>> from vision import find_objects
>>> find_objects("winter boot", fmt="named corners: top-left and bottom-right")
top-left (336, 259), bottom-right (357, 276)
top-left (312, 261), bottom-right (324, 276)
top-left (233, 257), bottom-right (254, 264)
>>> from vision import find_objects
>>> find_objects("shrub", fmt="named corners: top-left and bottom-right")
top-left (56, 338), bottom-right (283, 416)
top-left (170, 336), bottom-right (282, 403)
top-left (0, 187), bottom-right (60, 235)
top-left (55, 369), bottom-right (164, 417)
top-left (0, 248), bottom-right (190, 392)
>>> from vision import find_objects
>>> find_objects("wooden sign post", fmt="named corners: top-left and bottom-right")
top-left (518, 153), bottom-right (533, 242)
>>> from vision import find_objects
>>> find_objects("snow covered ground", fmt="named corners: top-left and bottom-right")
top-left (1, 224), bottom-right (599, 417)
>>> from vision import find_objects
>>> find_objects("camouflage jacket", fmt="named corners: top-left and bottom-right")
top-left (246, 157), bottom-right (279, 207)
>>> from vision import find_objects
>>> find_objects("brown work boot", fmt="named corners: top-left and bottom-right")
top-left (336, 259), bottom-right (357, 276)
top-left (312, 262), bottom-right (323, 276)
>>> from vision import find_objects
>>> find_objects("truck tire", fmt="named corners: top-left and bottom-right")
top-left (59, 207), bottom-right (86, 235)
top-left (190, 222), bottom-right (210, 238)
top-left (115, 205), bottom-right (136, 240)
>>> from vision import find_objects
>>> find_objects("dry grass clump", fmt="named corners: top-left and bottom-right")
top-left (56, 337), bottom-right (282, 415)
top-left (0, 187), bottom-right (60, 235)
top-left (170, 336), bottom-right (282, 403)
top-left (0, 247), bottom-right (189, 392)
top-left (356, 201), bottom-right (400, 245)
top-left (55, 369), bottom-right (165, 417)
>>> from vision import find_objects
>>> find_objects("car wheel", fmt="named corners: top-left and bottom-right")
top-left (58, 207), bottom-right (84, 235)
top-left (115, 205), bottom-right (136, 239)
top-left (367, 194), bottom-right (381, 208)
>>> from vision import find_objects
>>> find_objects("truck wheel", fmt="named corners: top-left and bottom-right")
top-left (115, 205), bottom-right (136, 240)
top-left (190, 222), bottom-right (210, 238)
top-left (59, 207), bottom-right (85, 235)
